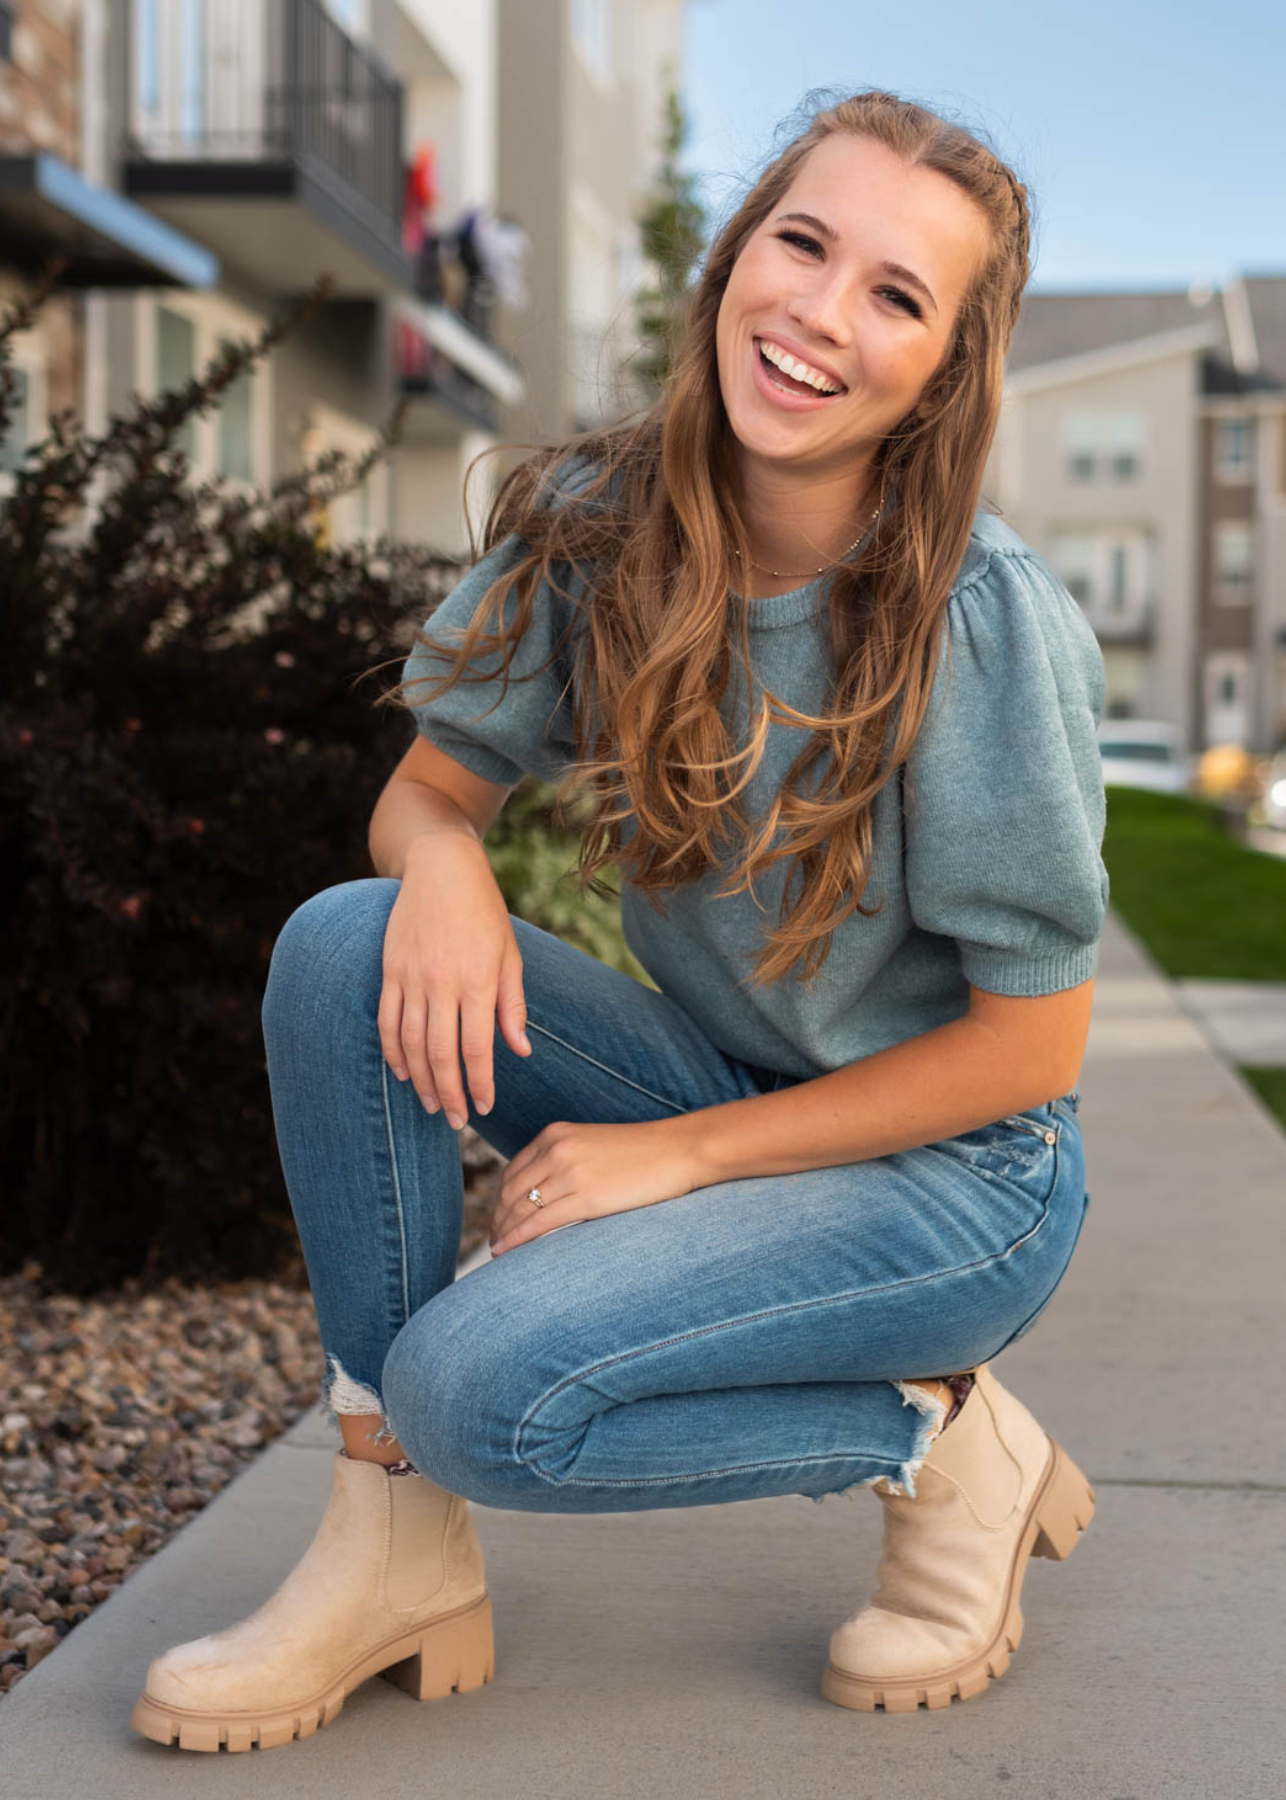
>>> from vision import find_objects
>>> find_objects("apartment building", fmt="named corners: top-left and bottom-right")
top-left (495, 0), bottom-right (685, 449)
top-left (0, 0), bottom-right (689, 559)
top-left (0, 0), bottom-right (517, 554)
top-left (984, 275), bottom-right (1286, 756)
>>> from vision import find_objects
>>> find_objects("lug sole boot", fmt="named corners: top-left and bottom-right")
top-left (131, 1449), bottom-right (494, 1752)
top-left (821, 1363), bottom-right (1094, 1713)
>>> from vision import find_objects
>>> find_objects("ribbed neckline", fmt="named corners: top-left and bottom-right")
top-left (730, 571), bottom-right (830, 631)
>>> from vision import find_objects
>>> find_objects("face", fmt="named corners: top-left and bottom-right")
top-left (715, 133), bottom-right (991, 488)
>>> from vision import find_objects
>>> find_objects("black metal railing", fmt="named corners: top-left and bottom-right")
top-left (130, 0), bottom-right (403, 231)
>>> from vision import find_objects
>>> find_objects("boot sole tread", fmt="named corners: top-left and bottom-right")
top-left (820, 1435), bottom-right (1095, 1713)
top-left (130, 1589), bottom-right (494, 1751)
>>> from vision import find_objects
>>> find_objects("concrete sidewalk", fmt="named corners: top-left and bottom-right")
top-left (3, 908), bottom-right (1284, 1798)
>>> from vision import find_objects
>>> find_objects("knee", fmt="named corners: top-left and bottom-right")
top-left (262, 878), bottom-right (399, 1042)
top-left (380, 1295), bottom-right (530, 1507)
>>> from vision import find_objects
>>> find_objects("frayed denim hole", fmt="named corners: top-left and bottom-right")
top-left (320, 1351), bottom-right (401, 1446)
top-left (805, 1379), bottom-right (949, 1505)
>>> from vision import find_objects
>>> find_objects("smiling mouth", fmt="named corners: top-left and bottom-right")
top-left (753, 337), bottom-right (847, 398)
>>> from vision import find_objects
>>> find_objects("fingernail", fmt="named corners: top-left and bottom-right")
top-left (520, 1034), bottom-right (532, 1052)
top-left (393, 1067), bottom-right (408, 1081)
top-left (446, 1111), bottom-right (464, 1130)
top-left (477, 1100), bottom-right (491, 1116)
top-left (423, 1097), bottom-right (439, 1114)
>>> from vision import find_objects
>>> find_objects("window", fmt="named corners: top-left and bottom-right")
top-left (1061, 409), bottom-right (1145, 482)
top-left (156, 305), bottom-right (197, 459)
top-left (1212, 521), bottom-right (1252, 601)
top-left (0, 365), bottom-right (30, 473)
top-left (216, 344), bottom-right (255, 482)
top-left (179, 0), bottom-right (206, 144)
top-left (1048, 532), bottom-right (1096, 605)
top-left (1215, 416), bottom-right (1256, 481)
top-left (572, 0), bottom-right (612, 84)
top-left (1063, 411), bottom-right (1097, 482)
top-left (1106, 411), bottom-right (1143, 482)
top-left (1049, 528), bottom-right (1152, 626)
top-left (148, 298), bottom-right (269, 487)
top-left (1107, 543), bottom-right (1127, 611)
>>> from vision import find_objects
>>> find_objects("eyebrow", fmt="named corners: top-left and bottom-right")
top-left (773, 212), bottom-right (938, 317)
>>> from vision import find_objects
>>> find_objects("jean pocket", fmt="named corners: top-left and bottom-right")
top-left (934, 1113), bottom-right (1063, 1200)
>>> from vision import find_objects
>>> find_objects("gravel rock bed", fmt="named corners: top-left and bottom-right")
top-left (0, 1129), bottom-right (504, 1697)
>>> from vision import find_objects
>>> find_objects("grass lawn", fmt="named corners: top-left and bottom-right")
top-left (1102, 786), bottom-right (1286, 980)
top-left (1102, 786), bottom-right (1286, 1134)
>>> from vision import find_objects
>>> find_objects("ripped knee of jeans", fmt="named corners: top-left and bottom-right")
top-left (320, 1351), bottom-right (401, 1447)
top-left (805, 1377), bottom-right (951, 1507)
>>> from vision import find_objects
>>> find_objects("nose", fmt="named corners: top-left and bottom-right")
top-left (786, 281), bottom-right (853, 365)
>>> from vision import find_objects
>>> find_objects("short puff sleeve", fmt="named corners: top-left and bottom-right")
top-left (400, 532), bottom-right (582, 789)
top-left (903, 547), bottom-right (1110, 997)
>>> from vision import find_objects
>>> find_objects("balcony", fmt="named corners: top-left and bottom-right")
top-left (391, 232), bottom-right (524, 444)
top-left (1086, 593), bottom-right (1157, 646)
top-left (123, 0), bottom-right (410, 298)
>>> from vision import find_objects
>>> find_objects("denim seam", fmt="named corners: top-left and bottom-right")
top-left (513, 1203), bottom-right (1054, 1476)
top-left (379, 1057), bottom-right (412, 1325)
top-left (515, 1448), bottom-right (911, 1490)
top-left (524, 1016), bottom-right (690, 1115)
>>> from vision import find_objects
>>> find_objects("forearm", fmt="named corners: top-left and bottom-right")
top-left (668, 1014), bottom-right (1071, 1186)
top-left (368, 779), bottom-right (481, 879)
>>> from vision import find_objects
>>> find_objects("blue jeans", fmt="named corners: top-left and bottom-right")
top-left (261, 878), bottom-right (1091, 1511)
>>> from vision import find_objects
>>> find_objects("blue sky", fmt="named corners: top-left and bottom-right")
top-left (678, 0), bottom-right (1285, 293)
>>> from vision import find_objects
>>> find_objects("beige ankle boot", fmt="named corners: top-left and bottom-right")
top-left (131, 1449), bottom-right (494, 1752)
top-left (821, 1363), bottom-right (1094, 1713)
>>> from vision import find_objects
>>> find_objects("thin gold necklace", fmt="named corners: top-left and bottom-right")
top-left (732, 490), bottom-right (884, 581)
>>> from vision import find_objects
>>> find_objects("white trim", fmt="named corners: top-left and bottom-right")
top-left (1199, 394), bottom-right (1286, 416)
top-left (1005, 322), bottom-right (1222, 395)
top-left (391, 297), bottom-right (524, 405)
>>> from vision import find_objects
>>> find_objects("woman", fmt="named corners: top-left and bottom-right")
top-left (132, 90), bottom-right (1105, 1750)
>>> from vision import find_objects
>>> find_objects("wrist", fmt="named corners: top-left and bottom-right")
top-left (661, 1107), bottom-right (719, 1191)
top-left (402, 825), bottom-right (484, 870)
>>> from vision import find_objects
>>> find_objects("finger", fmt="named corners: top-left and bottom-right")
top-left (499, 1137), bottom-right (542, 1198)
top-left (495, 945), bottom-right (531, 1058)
top-left (492, 1161), bottom-right (554, 1242)
top-left (398, 996), bottom-right (440, 1114)
top-left (494, 1189), bottom-right (573, 1253)
top-left (459, 987), bottom-right (496, 1117)
top-left (377, 981), bottom-right (410, 1082)
top-left (424, 990), bottom-right (469, 1129)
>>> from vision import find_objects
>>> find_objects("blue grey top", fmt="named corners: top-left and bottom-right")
top-left (401, 500), bottom-right (1109, 1080)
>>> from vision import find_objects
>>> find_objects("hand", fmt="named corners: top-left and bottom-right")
top-left (379, 832), bottom-right (532, 1127)
top-left (489, 1119), bottom-right (703, 1254)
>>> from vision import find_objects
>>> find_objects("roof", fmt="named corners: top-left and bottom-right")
top-left (1005, 276), bottom-right (1286, 395)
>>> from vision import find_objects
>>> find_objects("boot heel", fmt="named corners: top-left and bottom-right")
top-left (381, 1592), bottom-right (495, 1701)
top-left (1031, 1440), bottom-right (1096, 1560)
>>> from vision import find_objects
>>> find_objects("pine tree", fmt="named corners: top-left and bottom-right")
top-left (630, 64), bottom-right (708, 395)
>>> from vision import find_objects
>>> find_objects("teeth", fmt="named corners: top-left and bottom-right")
top-left (758, 338), bottom-right (842, 394)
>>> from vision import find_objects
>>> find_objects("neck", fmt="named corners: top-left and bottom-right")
top-left (736, 457), bottom-right (882, 583)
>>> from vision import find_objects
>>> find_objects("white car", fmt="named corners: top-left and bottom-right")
top-left (1262, 748), bottom-right (1286, 830)
top-left (1097, 720), bottom-right (1192, 794)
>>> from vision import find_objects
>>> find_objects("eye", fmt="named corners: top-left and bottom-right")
top-left (775, 232), bottom-right (923, 319)
top-left (878, 285), bottom-right (923, 319)
top-left (775, 228), bottom-right (823, 257)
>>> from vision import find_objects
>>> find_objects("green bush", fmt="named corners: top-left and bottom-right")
top-left (1, 263), bottom-right (639, 1297)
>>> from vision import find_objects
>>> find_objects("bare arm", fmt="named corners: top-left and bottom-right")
top-left (368, 734), bottom-right (515, 876)
top-left (665, 978), bottom-right (1095, 1186)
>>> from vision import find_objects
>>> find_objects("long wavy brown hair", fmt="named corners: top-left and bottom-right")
top-left (384, 88), bottom-right (1033, 988)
